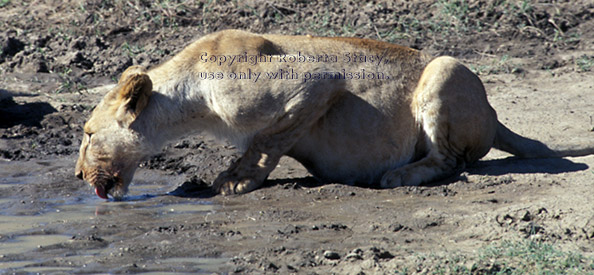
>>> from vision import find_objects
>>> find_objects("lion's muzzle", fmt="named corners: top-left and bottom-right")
top-left (75, 165), bottom-right (120, 200)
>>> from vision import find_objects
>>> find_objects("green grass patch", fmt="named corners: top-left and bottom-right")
top-left (121, 42), bottom-right (144, 57)
top-left (476, 240), bottom-right (592, 274)
top-left (576, 55), bottom-right (593, 72)
top-left (398, 240), bottom-right (593, 274)
top-left (469, 55), bottom-right (523, 75)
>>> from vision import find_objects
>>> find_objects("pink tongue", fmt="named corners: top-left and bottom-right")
top-left (95, 186), bottom-right (108, 199)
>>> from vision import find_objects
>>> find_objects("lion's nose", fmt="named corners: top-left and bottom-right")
top-left (75, 170), bottom-right (84, 180)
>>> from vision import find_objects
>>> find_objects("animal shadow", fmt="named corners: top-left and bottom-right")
top-left (427, 156), bottom-right (589, 187)
top-left (168, 157), bottom-right (589, 196)
top-left (264, 157), bottom-right (590, 190)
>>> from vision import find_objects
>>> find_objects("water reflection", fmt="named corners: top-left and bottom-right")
top-left (0, 158), bottom-right (221, 273)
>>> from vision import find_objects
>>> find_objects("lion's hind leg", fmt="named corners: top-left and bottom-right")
top-left (380, 148), bottom-right (461, 188)
top-left (381, 56), bottom-right (497, 188)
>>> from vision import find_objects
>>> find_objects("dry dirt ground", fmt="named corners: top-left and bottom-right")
top-left (1, 1), bottom-right (593, 274)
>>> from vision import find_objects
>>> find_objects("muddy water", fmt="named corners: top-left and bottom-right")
top-left (0, 158), bottom-right (226, 273)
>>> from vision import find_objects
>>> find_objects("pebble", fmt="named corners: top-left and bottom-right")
top-left (389, 223), bottom-right (405, 232)
top-left (323, 250), bottom-right (341, 260)
top-left (345, 252), bottom-right (362, 260)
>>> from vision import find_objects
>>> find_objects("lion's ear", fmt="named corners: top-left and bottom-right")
top-left (115, 69), bottom-right (153, 127)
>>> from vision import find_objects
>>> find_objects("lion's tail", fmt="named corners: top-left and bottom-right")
top-left (493, 122), bottom-right (594, 158)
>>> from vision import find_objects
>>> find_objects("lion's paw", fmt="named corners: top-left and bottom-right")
top-left (214, 177), bottom-right (259, 195)
top-left (381, 168), bottom-right (425, 188)
top-left (380, 171), bottom-right (405, 188)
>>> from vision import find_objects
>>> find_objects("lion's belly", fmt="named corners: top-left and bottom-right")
top-left (287, 93), bottom-right (419, 185)
top-left (289, 130), bottom-right (416, 185)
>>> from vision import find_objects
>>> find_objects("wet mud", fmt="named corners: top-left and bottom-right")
top-left (1, 1), bottom-right (593, 273)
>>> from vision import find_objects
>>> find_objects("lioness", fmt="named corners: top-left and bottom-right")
top-left (75, 29), bottom-right (594, 199)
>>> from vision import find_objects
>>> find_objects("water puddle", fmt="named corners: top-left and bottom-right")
top-left (92, 199), bottom-right (215, 217)
top-left (0, 234), bottom-right (72, 255)
top-left (157, 257), bottom-right (230, 273)
top-left (0, 235), bottom-right (74, 272)
top-left (0, 160), bottom-right (66, 187)
top-left (0, 159), bottom-right (223, 272)
top-left (0, 200), bottom-right (98, 234)
top-left (124, 257), bottom-right (230, 274)
top-left (0, 259), bottom-right (76, 274)
top-left (12, 266), bottom-right (75, 273)
top-left (0, 260), bottom-right (38, 271)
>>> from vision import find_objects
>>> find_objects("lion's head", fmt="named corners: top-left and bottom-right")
top-left (75, 66), bottom-right (153, 200)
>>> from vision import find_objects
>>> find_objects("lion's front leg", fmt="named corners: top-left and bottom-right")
top-left (214, 123), bottom-right (313, 195)
top-left (214, 145), bottom-right (282, 195)
top-left (212, 111), bottom-right (326, 195)
top-left (212, 77), bottom-right (344, 195)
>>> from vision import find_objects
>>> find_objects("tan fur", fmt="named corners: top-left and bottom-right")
top-left (75, 30), bottom-right (593, 199)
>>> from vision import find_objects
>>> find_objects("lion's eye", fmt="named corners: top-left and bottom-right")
top-left (84, 132), bottom-right (93, 146)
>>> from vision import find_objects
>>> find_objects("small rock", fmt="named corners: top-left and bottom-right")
top-left (173, 140), bottom-right (190, 148)
top-left (521, 210), bottom-right (532, 222)
top-left (345, 253), bottom-right (362, 260)
top-left (33, 34), bottom-right (51, 48)
top-left (323, 250), bottom-right (341, 260)
top-left (329, 223), bottom-right (347, 230)
top-left (367, 246), bottom-right (394, 259)
top-left (345, 248), bottom-right (363, 261)
top-left (95, 37), bottom-right (108, 49)
top-left (389, 223), bottom-right (404, 232)
top-left (71, 52), bottom-right (93, 69)
top-left (375, 250), bottom-right (394, 259)
top-left (265, 262), bottom-right (279, 271)
top-left (70, 37), bottom-right (87, 50)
